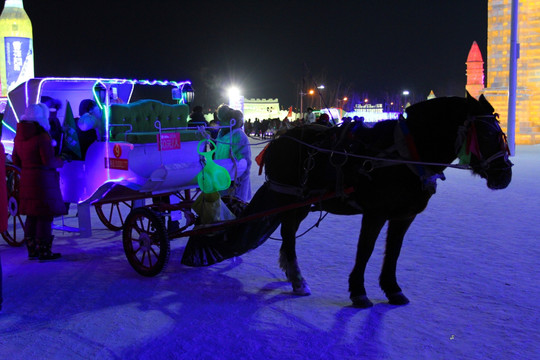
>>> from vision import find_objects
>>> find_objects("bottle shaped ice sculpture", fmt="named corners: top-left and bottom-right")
top-left (0, 0), bottom-right (33, 96)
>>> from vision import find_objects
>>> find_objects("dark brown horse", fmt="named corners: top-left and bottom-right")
top-left (182, 94), bottom-right (512, 308)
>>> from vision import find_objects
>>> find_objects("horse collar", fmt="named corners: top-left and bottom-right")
top-left (395, 119), bottom-right (445, 194)
top-left (395, 119), bottom-right (425, 176)
top-left (397, 119), bottom-right (421, 162)
top-left (456, 116), bottom-right (480, 165)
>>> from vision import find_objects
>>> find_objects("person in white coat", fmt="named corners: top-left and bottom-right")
top-left (213, 104), bottom-right (252, 202)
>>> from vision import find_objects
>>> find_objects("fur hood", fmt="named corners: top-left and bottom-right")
top-left (16, 121), bottom-right (48, 141)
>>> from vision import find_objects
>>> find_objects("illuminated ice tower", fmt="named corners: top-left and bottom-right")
top-left (466, 41), bottom-right (484, 99)
top-left (482, 0), bottom-right (540, 145)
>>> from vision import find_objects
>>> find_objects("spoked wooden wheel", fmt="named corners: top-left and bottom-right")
top-left (2, 164), bottom-right (25, 246)
top-left (95, 201), bottom-right (133, 231)
top-left (123, 207), bottom-right (170, 277)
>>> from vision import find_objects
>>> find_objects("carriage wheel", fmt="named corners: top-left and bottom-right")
top-left (1, 164), bottom-right (25, 246)
top-left (95, 200), bottom-right (133, 231)
top-left (123, 207), bottom-right (170, 277)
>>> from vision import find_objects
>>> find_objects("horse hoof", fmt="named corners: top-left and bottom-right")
top-left (351, 295), bottom-right (373, 308)
top-left (292, 281), bottom-right (311, 296)
top-left (387, 292), bottom-right (410, 305)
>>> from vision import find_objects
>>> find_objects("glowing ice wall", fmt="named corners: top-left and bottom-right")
top-left (483, 0), bottom-right (540, 145)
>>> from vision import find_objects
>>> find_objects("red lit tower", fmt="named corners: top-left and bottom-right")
top-left (466, 41), bottom-right (485, 99)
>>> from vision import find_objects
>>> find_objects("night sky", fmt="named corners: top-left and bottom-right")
top-left (11, 0), bottom-right (487, 110)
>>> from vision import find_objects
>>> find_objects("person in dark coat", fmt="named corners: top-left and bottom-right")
top-left (187, 105), bottom-right (208, 127)
top-left (12, 103), bottom-right (67, 261)
top-left (315, 113), bottom-right (332, 127)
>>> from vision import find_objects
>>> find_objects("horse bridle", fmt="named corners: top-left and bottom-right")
top-left (457, 114), bottom-right (513, 172)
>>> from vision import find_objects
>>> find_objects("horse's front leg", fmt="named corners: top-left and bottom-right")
top-left (379, 216), bottom-right (416, 305)
top-left (349, 213), bottom-right (387, 308)
top-left (279, 206), bottom-right (311, 295)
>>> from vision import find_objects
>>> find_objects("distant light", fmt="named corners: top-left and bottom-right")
top-left (343, 97), bottom-right (348, 101)
top-left (228, 86), bottom-right (241, 98)
top-left (317, 85), bottom-right (325, 89)
top-left (403, 90), bottom-right (410, 96)
top-left (308, 89), bottom-right (315, 95)
top-left (364, 98), bottom-right (369, 103)
top-left (228, 86), bottom-right (244, 112)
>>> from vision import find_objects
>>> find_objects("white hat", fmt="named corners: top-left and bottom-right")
top-left (21, 103), bottom-right (50, 131)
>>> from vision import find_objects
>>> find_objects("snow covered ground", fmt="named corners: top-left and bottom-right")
top-left (0, 140), bottom-right (538, 360)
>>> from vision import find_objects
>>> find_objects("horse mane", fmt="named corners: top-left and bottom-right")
top-left (338, 97), bottom-right (475, 171)
top-left (349, 120), bottom-right (397, 155)
top-left (402, 97), bottom-right (471, 164)
top-left (406, 97), bottom-right (468, 126)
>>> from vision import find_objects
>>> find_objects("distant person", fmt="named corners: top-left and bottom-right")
top-left (253, 119), bottom-right (261, 137)
top-left (353, 116), bottom-right (367, 128)
top-left (315, 113), bottom-right (332, 127)
top-left (188, 105), bottom-right (208, 127)
top-left (244, 119), bottom-right (253, 136)
top-left (341, 116), bottom-right (352, 125)
top-left (305, 107), bottom-right (316, 124)
top-left (12, 104), bottom-right (67, 261)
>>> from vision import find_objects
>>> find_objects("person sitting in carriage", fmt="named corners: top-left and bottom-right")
top-left (68, 99), bottom-right (104, 160)
top-left (78, 99), bottom-right (104, 140)
top-left (213, 104), bottom-right (252, 202)
top-left (187, 105), bottom-right (208, 127)
top-left (41, 96), bottom-right (63, 155)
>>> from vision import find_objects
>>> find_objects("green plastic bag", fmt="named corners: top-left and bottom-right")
top-left (197, 139), bottom-right (231, 193)
top-left (192, 191), bottom-right (236, 225)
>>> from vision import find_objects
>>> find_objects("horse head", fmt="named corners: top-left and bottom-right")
top-left (460, 93), bottom-right (513, 189)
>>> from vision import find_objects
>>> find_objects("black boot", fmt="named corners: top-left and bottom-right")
top-left (38, 236), bottom-right (61, 261)
top-left (25, 237), bottom-right (39, 260)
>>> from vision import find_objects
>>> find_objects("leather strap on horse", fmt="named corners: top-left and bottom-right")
top-left (178, 186), bottom-right (356, 238)
top-left (330, 122), bottom-right (355, 199)
top-left (394, 119), bottom-right (445, 193)
top-left (266, 179), bottom-right (307, 197)
top-left (265, 125), bottom-right (355, 199)
top-left (395, 119), bottom-right (423, 174)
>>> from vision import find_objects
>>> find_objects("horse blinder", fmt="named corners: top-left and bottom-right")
top-left (464, 115), bottom-right (513, 186)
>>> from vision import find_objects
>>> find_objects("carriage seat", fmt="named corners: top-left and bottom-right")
top-left (108, 99), bottom-right (201, 143)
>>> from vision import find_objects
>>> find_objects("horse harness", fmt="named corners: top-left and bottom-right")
top-left (265, 123), bottom-right (356, 199)
top-left (265, 113), bottom-right (511, 199)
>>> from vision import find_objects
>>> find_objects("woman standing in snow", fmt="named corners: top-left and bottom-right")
top-left (12, 103), bottom-right (67, 261)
